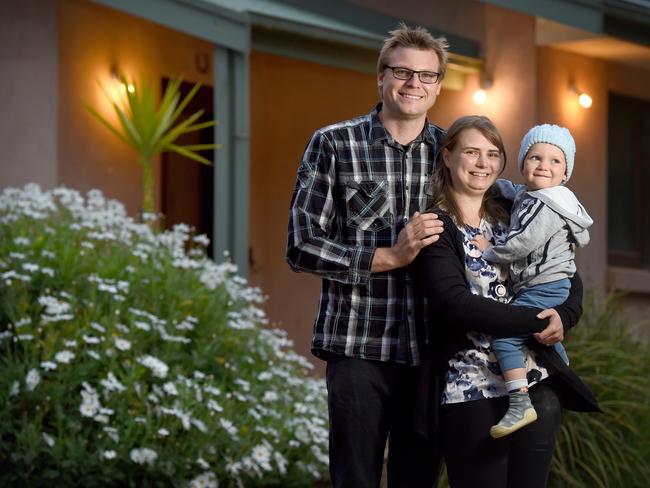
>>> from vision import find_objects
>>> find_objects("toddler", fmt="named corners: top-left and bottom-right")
top-left (472, 124), bottom-right (593, 438)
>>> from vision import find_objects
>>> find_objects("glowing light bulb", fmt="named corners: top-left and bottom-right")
top-left (473, 88), bottom-right (487, 105)
top-left (127, 84), bottom-right (135, 93)
top-left (578, 93), bottom-right (592, 108)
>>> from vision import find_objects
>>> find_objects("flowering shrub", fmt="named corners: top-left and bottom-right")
top-left (0, 184), bottom-right (329, 486)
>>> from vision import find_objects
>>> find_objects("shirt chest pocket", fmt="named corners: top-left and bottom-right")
top-left (345, 179), bottom-right (393, 232)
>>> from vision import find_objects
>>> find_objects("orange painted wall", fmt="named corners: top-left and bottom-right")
top-left (430, 5), bottom-right (538, 184)
top-left (57, 0), bottom-right (213, 216)
top-left (248, 51), bottom-right (377, 370)
top-left (536, 47), bottom-right (607, 291)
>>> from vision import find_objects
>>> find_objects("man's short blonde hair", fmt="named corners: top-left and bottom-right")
top-left (377, 22), bottom-right (449, 80)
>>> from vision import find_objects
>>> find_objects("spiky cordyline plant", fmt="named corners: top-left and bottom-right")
top-left (86, 75), bottom-right (217, 214)
top-left (550, 293), bottom-right (650, 487)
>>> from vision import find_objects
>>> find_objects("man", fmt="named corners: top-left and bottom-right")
top-left (286, 24), bottom-right (447, 487)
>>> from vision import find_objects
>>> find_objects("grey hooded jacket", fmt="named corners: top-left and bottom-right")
top-left (484, 180), bottom-right (593, 292)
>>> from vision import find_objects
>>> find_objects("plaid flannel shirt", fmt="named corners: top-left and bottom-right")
top-left (286, 105), bottom-right (445, 365)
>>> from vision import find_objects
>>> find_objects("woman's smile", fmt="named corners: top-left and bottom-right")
top-left (443, 128), bottom-right (503, 195)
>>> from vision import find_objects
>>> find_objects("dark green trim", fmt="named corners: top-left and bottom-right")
top-left (478, 0), bottom-right (603, 32)
top-left (252, 27), bottom-right (481, 92)
top-left (604, 1), bottom-right (650, 46)
top-left (213, 46), bottom-right (250, 275)
top-left (92, 0), bottom-right (250, 52)
top-left (480, 0), bottom-right (650, 47)
top-left (250, 12), bottom-right (383, 51)
top-left (252, 27), bottom-right (378, 74)
top-left (274, 0), bottom-right (479, 59)
top-left (213, 46), bottom-right (231, 265)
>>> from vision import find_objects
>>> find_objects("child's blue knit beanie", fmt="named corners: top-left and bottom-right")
top-left (518, 124), bottom-right (576, 182)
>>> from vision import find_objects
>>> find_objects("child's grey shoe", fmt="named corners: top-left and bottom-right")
top-left (490, 390), bottom-right (537, 439)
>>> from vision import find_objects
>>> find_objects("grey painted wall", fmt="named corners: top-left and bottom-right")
top-left (0, 0), bottom-right (58, 189)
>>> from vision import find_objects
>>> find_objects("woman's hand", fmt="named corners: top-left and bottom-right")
top-left (471, 235), bottom-right (490, 252)
top-left (534, 308), bottom-right (564, 345)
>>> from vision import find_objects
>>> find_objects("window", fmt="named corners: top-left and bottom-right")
top-left (608, 93), bottom-right (650, 269)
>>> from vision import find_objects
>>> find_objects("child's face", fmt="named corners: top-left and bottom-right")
top-left (522, 143), bottom-right (567, 190)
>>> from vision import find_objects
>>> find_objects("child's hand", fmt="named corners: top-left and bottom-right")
top-left (471, 235), bottom-right (490, 252)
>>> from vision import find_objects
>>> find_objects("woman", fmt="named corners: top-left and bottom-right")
top-left (412, 115), bottom-right (599, 487)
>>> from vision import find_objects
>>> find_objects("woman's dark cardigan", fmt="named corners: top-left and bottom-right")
top-left (411, 213), bottom-right (600, 439)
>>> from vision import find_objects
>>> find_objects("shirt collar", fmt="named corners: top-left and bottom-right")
top-left (368, 103), bottom-right (390, 145)
top-left (369, 103), bottom-right (437, 148)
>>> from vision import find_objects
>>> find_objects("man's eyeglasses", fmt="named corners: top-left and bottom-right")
top-left (385, 66), bottom-right (441, 84)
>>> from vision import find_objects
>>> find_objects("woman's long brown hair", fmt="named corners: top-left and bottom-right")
top-left (430, 115), bottom-right (510, 226)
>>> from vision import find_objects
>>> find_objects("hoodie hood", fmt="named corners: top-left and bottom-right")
top-left (529, 186), bottom-right (593, 247)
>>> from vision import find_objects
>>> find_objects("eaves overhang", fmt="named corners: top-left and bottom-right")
top-left (478, 0), bottom-right (650, 47)
top-left (93, 0), bottom-right (250, 52)
top-left (199, 0), bottom-right (483, 80)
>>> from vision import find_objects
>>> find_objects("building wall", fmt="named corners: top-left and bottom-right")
top-left (431, 4), bottom-right (538, 183)
top-left (0, 0), bottom-right (58, 189)
top-left (537, 45), bottom-right (650, 330)
top-left (57, 0), bottom-right (213, 215)
top-left (248, 51), bottom-right (377, 369)
top-left (536, 47), bottom-right (607, 291)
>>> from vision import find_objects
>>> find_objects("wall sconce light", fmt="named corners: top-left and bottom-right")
top-left (570, 83), bottom-right (592, 109)
top-left (110, 67), bottom-right (135, 94)
top-left (473, 78), bottom-right (493, 105)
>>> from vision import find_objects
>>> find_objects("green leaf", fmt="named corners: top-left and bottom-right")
top-left (167, 144), bottom-right (213, 166)
top-left (180, 120), bottom-right (217, 134)
top-left (157, 110), bottom-right (204, 150)
top-left (84, 105), bottom-right (131, 146)
top-left (174, 144), bottom-right (216, 151)
top-left (171, 81), bottom-right (201, 123)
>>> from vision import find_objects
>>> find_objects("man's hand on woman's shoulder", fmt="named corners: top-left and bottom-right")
top-left (371, 212), bottom-right (444, 272)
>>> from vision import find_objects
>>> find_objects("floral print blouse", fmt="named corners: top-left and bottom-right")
top-left (441, 219), bottom-right (550, 405)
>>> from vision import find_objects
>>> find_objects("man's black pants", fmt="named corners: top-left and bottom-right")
top-left (326, 354), bottom-right (441, 488)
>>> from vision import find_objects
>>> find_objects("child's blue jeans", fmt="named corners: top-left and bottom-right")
top-left (492, 278), bottom-right (570, 372)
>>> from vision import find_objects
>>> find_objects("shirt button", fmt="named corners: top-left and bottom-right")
top-left (495, 284), bottom-right (507, 297)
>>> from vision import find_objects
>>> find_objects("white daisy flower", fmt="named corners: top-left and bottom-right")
top-left (251, 444), bottom-right (272, 471)
top-left (113, 337), bottom-right (131, 351)
top-left (162, 382), bottom-right (178, 396)
top-left (137, 355), bottom-right (169, 378)
top-left (42, 432), bottom-right (55, 448)
top-left (129, 447), bottom-right (157, 465)
top-left (54, 350), bottom-right (75, 364)
top-left (40, 361), bottom-right (57, 371)
top-left (82, 335), bottom-right (101, 345)
top-left (188, 471), bottom-right (218, 488)
top-left (102, 450), bottom-right (117, 460)
top-left (26, 368), bottom-right (41, 391)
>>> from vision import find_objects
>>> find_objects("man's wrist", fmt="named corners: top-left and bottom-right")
top-left (371, 247), bottom-right (400, 273)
